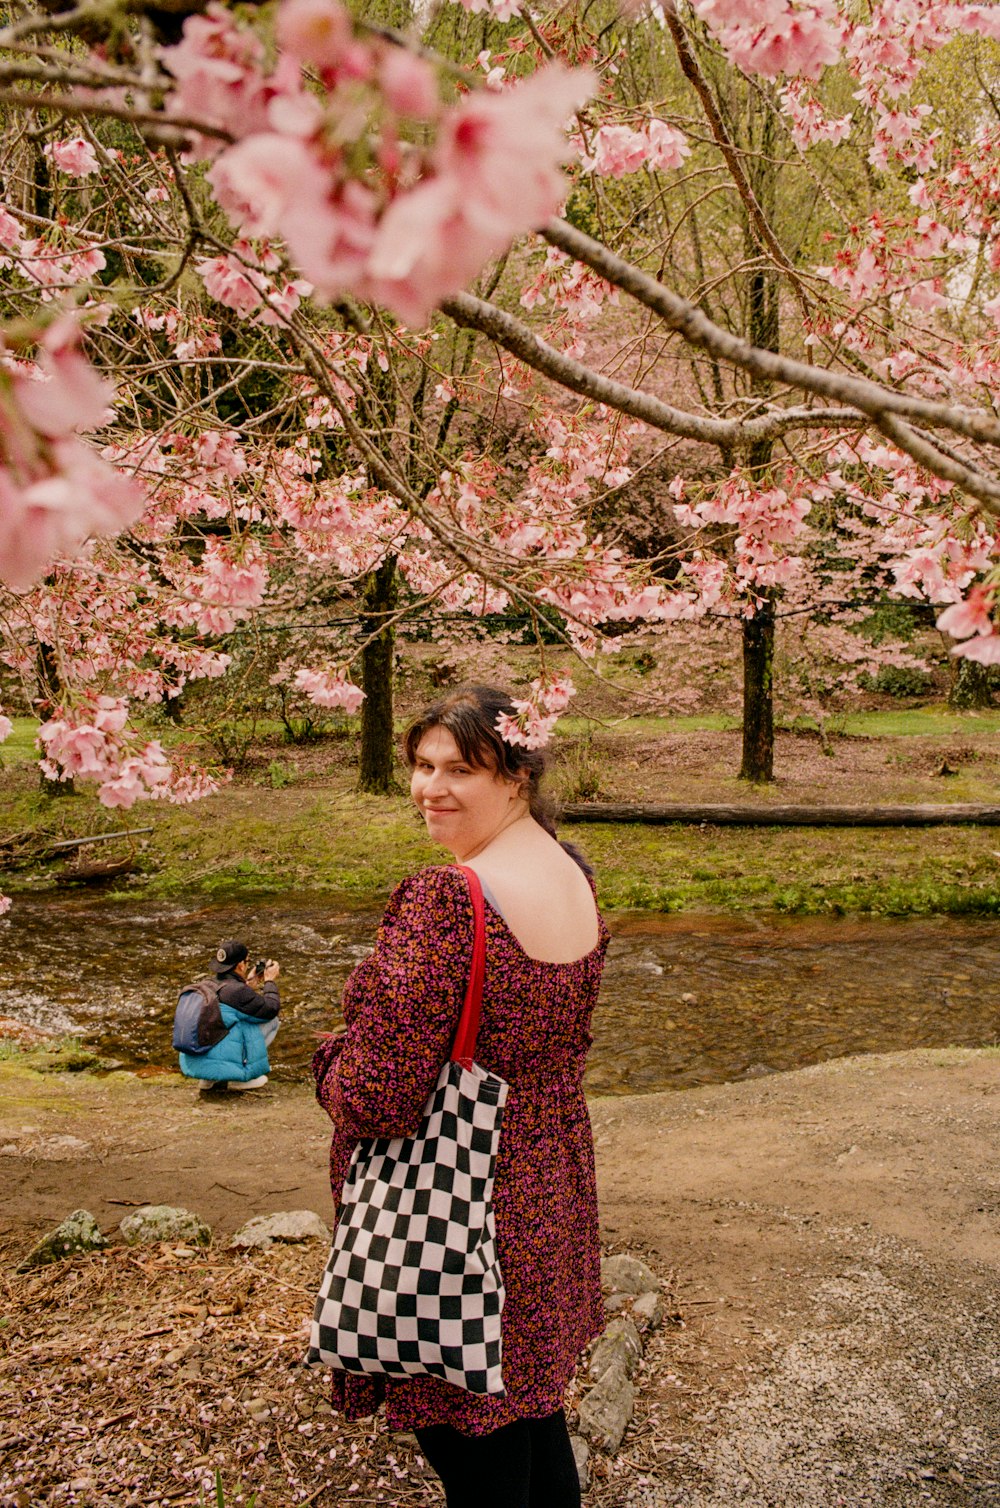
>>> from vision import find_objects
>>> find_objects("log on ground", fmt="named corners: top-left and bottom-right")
top-left (560, 802), bottom-right (1000, 827)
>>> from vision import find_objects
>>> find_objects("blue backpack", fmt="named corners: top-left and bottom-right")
top-left (172, 979), bottom-right (229, 1055)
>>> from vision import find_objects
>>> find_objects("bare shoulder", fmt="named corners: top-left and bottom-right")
top-left (470, 825), bottom-right (600, 963)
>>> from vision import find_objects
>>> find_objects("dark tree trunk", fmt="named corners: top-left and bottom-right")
top-left (739, 100), bottom-right (779, 784)
top-left (949, 654), bottom-right (994, 710)
top-left (740, 595), bottom-right (775, 782)
top-left (358, 555), bottom-right (398, 794)
top-left (36, 639), bottom-right (74, 796)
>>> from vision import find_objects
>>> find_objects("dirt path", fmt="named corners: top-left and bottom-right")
top-left (3, 1048), bottom-right (999, 1505)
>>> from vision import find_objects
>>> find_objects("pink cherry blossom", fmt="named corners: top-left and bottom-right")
top-left (196, 253), bottom-right (265, 317)
top-left (693, 0), bottom-right (841, 81)
top-left (14, 318), bottom-right (116, 437)
top-left (645, 120), bottom-right (691, 172)
top-left (45, 138), bottom-right (100, 176)
top-left (585, 124), bottom-right (650, 178)
top-left (936, 586), bottom-right (993, 640)
top-left (495, 703), bottom-right (559, 750)
top-left (0, 319), bottom-right (148, 592)
top-left (276, 0), bottom-right (370, 77)
top-left (0, 206), bottom-right (21, 248)
top-left (293, 667), bottom-right (366, 711)
top-left (378, 47), bottom-right (439, 120)
top-left (532, 674), bottom-right (575, 713)
top-left (953, 634), bottom-right (1000, 664)
top-left (364, 64), bottom-right (593, 324)
top-left (206, 133), bottom-right (332, 240)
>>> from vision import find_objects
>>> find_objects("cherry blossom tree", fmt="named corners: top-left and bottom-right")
top-left (2, 0), bottom-right (1000, 926)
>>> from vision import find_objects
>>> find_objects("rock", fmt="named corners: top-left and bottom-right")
top-left (604, 1292), bottom-right (630, 1313)
top-left (19, 1209), bottom-right (106, 1269)
top-left (589, 1316), bottom-right (642, 1381)
top-left (570, 1435), bottom-right (590, 1490)
top-left (601, 1253), bottom-right (658, 1296)
top-left (33, 1134), bottom-right (90, 1160)
top-left (32, 1048), bottom-right (101, 1074)
top-left (632, 1290), bottom-right (666, 1332)
top-left (577, 1359), bottom-right (635, 1453)
top-left (229, 1210), bottom-right (330, 1250)
top-left (119, 1205), bottom-right (210, 1247)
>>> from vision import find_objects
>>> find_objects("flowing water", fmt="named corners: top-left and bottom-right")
top-left (2, 895), bottom-right (999, 1095)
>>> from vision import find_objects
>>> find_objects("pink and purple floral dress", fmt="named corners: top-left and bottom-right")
top-left (312, 863), bottom-right (609, 1436)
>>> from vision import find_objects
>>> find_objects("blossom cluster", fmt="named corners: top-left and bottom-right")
top-left (292, 667), bottom-right (366, 712)
top-left (0, 318), bottom-right (147, 593)
top-left (161, 0), bottom-right (594, 326)
top-left (495, 674), bottom-right (576, 750)
top-left (692, 0), bottom-right (842, 80)
top-left (582, 120), bottom-right (690, 178)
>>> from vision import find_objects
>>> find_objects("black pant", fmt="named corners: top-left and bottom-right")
top-left (414, 1409), bottom-right (581, 1508)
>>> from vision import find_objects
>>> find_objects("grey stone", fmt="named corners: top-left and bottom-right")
top-left (570, 1435), bottom-right (590, 1490)
top-left (119, 1205), bottom-right (211, 1247)
top-left (19, 1208), bottom-right (107, 1269)
top-left (229, 1209), bottom-right (330, 1250)
top-left (577, 1359), bottom-right (635, 1453)
top-left (604, 1292), bottom-right (630, 1313)
top-left (589, 1316), bottom-right (642, 1380)
top-left (601, 1252), bottom-right (659, 1296)
top-left (632, 1289), bottom-right (666, 1331)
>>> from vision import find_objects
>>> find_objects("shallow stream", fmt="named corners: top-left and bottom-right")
top-left (2, 896), bottom-right (998, 1095)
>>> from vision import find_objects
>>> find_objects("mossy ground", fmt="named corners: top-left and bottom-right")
top-left (3, 707), bottom-right (1000, 915)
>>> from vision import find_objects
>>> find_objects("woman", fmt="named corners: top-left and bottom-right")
top-left (312, 684), bottom-right (608, 1508)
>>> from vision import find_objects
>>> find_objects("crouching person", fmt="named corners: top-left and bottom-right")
top-left (177, 939), bottom-right (280, 1093)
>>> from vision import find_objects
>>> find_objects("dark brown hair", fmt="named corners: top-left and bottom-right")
top-left (403, 684), bottom-right (592, 874)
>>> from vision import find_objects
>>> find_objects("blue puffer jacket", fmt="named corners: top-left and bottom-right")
top-left (179, 1003), bottom-right (270, 1083)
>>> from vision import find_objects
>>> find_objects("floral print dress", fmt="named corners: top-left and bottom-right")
top-left (312, 862), bottom-right (609, 1436)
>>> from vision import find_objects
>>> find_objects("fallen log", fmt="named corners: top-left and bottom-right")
top-left (560, 802), bottom-right (1000, 827)
top-left (56, 855), bottom-right (136, 885)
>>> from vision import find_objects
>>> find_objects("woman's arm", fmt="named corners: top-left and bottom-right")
top-left (316, 867), bottom-right (474, 1138)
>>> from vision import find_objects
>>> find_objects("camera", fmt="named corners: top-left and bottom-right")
top-left (255, 959), bottom-right (267, 975)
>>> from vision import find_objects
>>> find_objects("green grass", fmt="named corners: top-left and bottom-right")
top-left (812, 708), bottom-right (1000, 737)
top-left (0, 717), bottom-right (40, 764)
top-left (570, 821), bottom-right (1000, 917)
top-left (558, 706), bottom-right (1000, 739)
top-left (555, 712), bottom-right (742, 737)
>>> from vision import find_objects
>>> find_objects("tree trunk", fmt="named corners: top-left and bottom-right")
top-left (739, 99), bottom-right (780, 784)
top-left (739, 595), bottom-right (775, 782)
top-left (358, 555), bottom-right (398, 794)
top-left (36, 639), bottom-right (74, 797)
top-left (949, 654), bottom-right (994, 710)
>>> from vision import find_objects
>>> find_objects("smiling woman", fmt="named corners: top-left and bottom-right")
top-left (311, 684), bottom-right (608, 1508)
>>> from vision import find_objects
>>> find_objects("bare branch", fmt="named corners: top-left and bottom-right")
top-left (0, 88), bottom-right (231, 143)
top-left (663, 1), bottom-right (809, 312)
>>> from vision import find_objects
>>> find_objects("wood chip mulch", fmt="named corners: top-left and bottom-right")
top-left (0, 1238), bottom-right (679, 1507)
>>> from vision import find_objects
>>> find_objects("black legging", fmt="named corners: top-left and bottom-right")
top-left (414, 1409), bottom-right (581, 1508)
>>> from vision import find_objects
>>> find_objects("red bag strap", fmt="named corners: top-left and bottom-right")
top-left (450, 865), bottom-right (486, 1068)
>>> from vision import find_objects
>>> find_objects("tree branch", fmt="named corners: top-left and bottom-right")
top-left (441, 290), bottom-right (861, 450)
top-left (540, 219), bottom-right (1000, 461)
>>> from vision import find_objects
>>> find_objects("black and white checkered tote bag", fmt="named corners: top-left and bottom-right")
top-left (309, 866), bottom-right (509, 1395)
